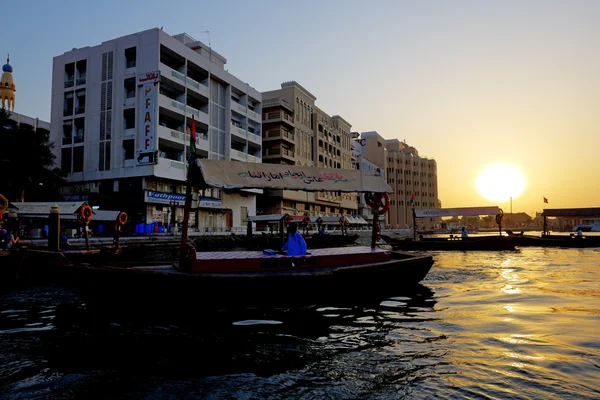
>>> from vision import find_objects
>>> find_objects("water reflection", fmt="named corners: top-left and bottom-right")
top-left (2, 248), bottom-right (600, 399)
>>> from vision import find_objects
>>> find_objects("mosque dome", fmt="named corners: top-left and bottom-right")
top-left (2, 62), bottom-right (11, 73)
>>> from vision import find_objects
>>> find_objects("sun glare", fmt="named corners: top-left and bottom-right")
top-left (476, 163), bottom-right (527, 202)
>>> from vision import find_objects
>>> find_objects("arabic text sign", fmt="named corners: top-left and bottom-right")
top-left (136, 71), bottom-right (160, 165)
top-left (198, 197), bottom-right (222, 209)
top-left (197, 160), bottom-right (392, 193)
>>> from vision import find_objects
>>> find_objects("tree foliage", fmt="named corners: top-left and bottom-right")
top-left (0, 108), bottom-right (66, 201)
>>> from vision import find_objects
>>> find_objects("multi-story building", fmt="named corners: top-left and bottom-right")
top-left (358, 131), bottom-right (440, 229)
top-left (50, 28), bottom-right (262, 229)
top-left (259, 81), bottom-right (357, 217)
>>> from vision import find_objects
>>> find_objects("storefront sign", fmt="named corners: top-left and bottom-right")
top-left (145, 190), bottom-right (186, 205)
top-left (136, 71), bottom-right (160, 166)
top-left (198, 197), bottom-right (222, 209)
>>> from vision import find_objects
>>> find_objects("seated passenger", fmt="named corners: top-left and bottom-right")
top-left (281, 223), bottom-right (307, 256)
top-left (461, 227), bottom-right (469, 238)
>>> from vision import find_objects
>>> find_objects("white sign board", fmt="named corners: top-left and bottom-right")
top-left (136, 71), bottom-right (160, 165)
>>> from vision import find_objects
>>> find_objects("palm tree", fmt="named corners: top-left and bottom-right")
top-left (0, 107), bottom-right (66, 201)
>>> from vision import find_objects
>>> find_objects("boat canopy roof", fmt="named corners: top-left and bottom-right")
top-left (246, 214), bottom-right (288, 223)
top-left (8, 201), bottom-right (93, 216)
top-left (542, 208), bottom-right (600, 218)
top-left (196, 160), bottom-right (392, 193)
top-left (415, 206), bottom-right (501, 218)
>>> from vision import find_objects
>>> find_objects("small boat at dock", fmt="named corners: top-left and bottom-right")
top-left (10, 160), bottom-right (434, 303)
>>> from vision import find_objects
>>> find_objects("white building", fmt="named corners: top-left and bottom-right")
top-left (50, 28), bottom-right (262, 229)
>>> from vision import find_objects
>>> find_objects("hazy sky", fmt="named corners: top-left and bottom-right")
top-left (4, 0), bottom-right (600, 214)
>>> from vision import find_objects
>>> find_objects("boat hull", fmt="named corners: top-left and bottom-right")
top-left (18, 249), bottom-right (434, 306)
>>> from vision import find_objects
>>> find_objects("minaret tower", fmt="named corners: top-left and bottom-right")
top-left (1, 54), bottom-right (16, 111)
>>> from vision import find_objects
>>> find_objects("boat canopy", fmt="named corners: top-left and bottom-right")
top-left (415, 206), bottom-right (501, 218)
top-left (196, 160), bottom-right (392, 193)
top-left (9, 201), bottom-right (94, 217)
top-left (246, 214), bottom-right (288, 223)
top-left (542, 208), bottom-right (600, 218)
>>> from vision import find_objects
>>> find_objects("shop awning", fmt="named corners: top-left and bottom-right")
top-left (415, 206), bottom-right (501, 218)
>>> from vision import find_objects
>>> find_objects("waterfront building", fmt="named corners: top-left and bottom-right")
top-left (358, 131), bottom-right (440, 229)
top-left (259, 81), bottom-right (357, 217)
top-left (49, 28), bottom-right (262, 229)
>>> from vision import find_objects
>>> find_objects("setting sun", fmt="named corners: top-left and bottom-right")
top-left (476, 163), bottom-right (527, 203)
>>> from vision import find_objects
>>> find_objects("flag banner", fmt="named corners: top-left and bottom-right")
top-left (543, 197), bottom-right (548, 204)
top-left (191, 115), bottom-right (197, 153)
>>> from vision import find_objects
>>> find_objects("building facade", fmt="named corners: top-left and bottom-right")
top-left (50, 28), bottom-right (262, 229)
top-left (259, 81), bottom-right (357, 217)
top-left (357, 131), bottom-right (440, 229)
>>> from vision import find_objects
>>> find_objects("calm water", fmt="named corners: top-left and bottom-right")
top-left (1, 247), bottom-right (599, 399)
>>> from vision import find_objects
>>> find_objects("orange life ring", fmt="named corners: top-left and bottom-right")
top-left (366, 192), bottom-right (390, 215)
top-left (0, 194), bottom-right (8, 215)
top-left (78, 205), bottom-right (93, 225)
top-left (283, 215), bottom-right (292, 225)
top-left (117, 211), bottom-right (128, 226)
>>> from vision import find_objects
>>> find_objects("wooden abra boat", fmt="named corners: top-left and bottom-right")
top-left (12, 159), bottom-right (434, 302)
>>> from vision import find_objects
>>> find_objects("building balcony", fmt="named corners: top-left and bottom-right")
top-left (262, 98), bottom-right (293, 112)
top-left (186, 105), bottom-right (210, 126)
top-left (230, 125), bottom-right (247, 140)
top-left (186, 77), bottom-right (209, 98)
top-left (155, 156), bottom-right (186, 181)
top-left (263, 146), bottom-right (295, 162)
top-left (247, 108), bottom-right (261, 123)
top-left (232, 101), bottom-right (247, 115)
top-left (263, 111), bottom-right (294, 127)
top-left (158, 125), bottom-right (185, 146)
top-left (159, 62), bottom-right (186, 86)
top-left (159, 94), bottom-right (186, 115)
top-left (231, 149), bottom-right (259, 163)
top-left (264, 128), bottom-right (295, 145)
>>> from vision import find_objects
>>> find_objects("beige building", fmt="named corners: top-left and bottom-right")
top-left (358, 131), bottom-right (440, 228)
top-left (259, 81), bottom-right (357, 216)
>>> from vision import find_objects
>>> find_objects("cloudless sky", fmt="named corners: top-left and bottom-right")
top-left (4, 0), bottom-right (600, 215)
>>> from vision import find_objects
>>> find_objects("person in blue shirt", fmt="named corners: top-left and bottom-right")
top-left (281, 223), bottom-right (307, 256)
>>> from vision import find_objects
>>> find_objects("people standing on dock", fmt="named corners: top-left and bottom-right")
top-left (3, 230), bottom-right (19, 249)
top-left (577, 228), bottom-right (583, 238)
top-left (281, 223), bottom-right (307, 256)
top-left (461, 227), bottom-right (469, 239)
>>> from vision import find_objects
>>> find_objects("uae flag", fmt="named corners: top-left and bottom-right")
top-left (190, 115), bottom-right (197, 153)
top-left (410, 192), bottom-right (415, 206)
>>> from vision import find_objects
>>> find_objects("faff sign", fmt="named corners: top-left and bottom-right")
top-left (136, 71), bottom-right (160, 165)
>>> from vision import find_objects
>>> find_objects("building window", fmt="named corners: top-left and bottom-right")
top-left (125, 47), bottom-right (137, 69)
top-left (74, 117), bottom-right (85, 143)
top-left (123, 139), bottom-right (134, 160)
top-left (62, 120), bottom-right (73, 145)
top-left (73, 146), bottom-right (84, 173)
top-left (61, 147), bottom-right (72, 172)
top-left (124, 77), bottom-right (136, 99)
top-left (124, 108), bottom-right (135, 129)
